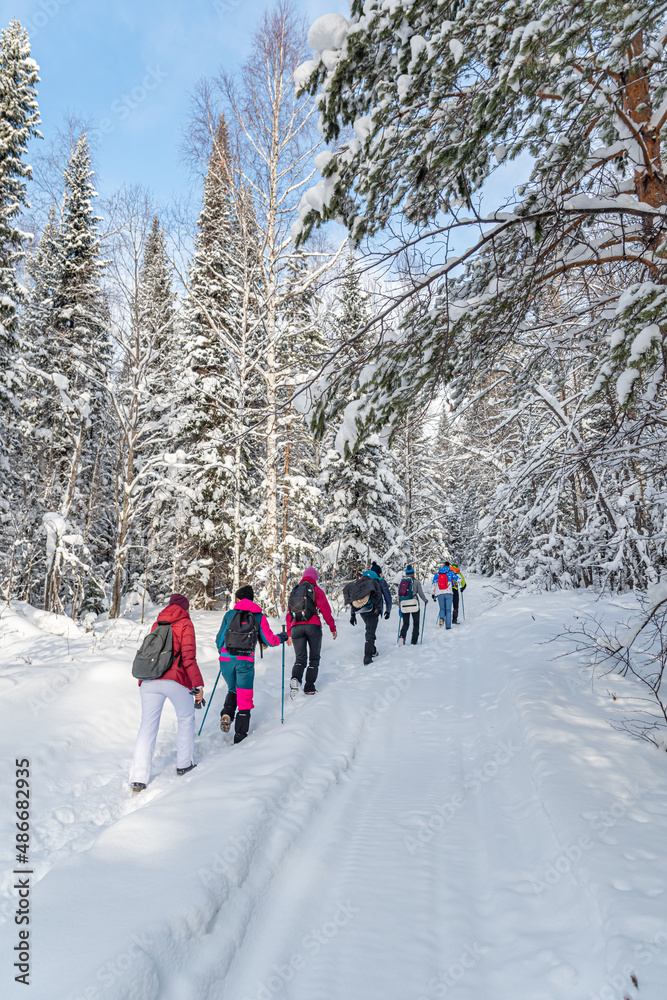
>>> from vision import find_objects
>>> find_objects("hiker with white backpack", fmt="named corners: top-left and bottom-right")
top-left (286, 567), bottom-right (337, 697)
top-left (397, 564), bottom-right (428, 645)
top-left (129, 593), bottom-right (204, 794)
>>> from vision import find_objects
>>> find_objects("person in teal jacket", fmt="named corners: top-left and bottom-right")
top-left (215, 585), bottom-right (288, 744)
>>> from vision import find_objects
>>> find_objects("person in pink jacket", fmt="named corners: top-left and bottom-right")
top-left (216, 585), bottom-right (288, 743)
top-left (286, 567), bottom-right (336, 696)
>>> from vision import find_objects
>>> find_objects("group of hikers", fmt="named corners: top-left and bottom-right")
top-left (128, 560), bottom-right (466, 793)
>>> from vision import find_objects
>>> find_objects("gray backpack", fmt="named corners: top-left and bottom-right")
top-left (132, 621), bottom-right (175, 679)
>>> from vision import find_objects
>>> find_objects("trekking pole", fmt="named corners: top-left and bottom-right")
top-left (198, 666), bottom-right (222, 736)
top-left (396, 608), bottom-right (402, 644)
top-left (281, 625), bottom-right (285, 724)
top-left (461, 591), bottom-right (465, 621)
top-left (420, 604), bottom-right (426, 644)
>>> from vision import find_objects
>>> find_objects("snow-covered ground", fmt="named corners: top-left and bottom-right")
top-left (1, 581), bottom-right (666, 1000)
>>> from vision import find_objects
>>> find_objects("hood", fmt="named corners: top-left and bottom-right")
top-left (302, 568), bottom-right (319, 584)
top-left (234, 598), bottom-right (263, 613)
top-left (362, 570), bottom-right (380, 580)
top-left (157, 603), bottom-right (190, 623)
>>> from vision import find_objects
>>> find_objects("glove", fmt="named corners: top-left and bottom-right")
top-left (461, 583), bottom-right (467, 591)
top-left (191, 689), bottom-right (206, 709)
top-left (384, 611), bottom-right (390, 620)
top-left (279, 628), bottom-right (288, 642)
top-left (350, 612), bottom-right (357, 626)
top-left (432, 596), bottom-right (437, 602)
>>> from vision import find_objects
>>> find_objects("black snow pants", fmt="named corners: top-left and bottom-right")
top-left (360, 611), bottom-right (379, 663)
top-left (452, 588), bottom-right (459, 623)
top-left (400, 609), bottom-right (420, 645)
top-left (291, 623), bottom-right (322, 692)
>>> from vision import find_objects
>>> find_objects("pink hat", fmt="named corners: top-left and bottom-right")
top-left (302, 567), bottom-right (319, 582)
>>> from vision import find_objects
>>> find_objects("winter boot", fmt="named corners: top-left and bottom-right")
top-left (398, 637), bottom-right (405, 646)
top-left (290, 677), bottom-right (301, 699)
top-left (131, 782), bottom-right (146, 795)
top-left (438, 618), bottom-right (444, 628)
top-left (303, 666), bottom-right (318, 694)
top-left (177, 763), bottom-right (197, 776)
top-left (363, 654), bottom-right (372, 665)
top-left (220, 691), bottom-right (238, 732)
top-left (234, 710), bottom-right (251, 744)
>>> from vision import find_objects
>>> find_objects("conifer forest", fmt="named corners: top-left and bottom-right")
top-left (0, 0), bottom-right (665, 617)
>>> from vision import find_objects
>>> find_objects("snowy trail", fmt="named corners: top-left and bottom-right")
top-left (2, 585), bottom-right (667, 999)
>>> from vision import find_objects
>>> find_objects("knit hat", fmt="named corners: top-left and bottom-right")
top-left (370, 561), bottom-right (383, 576)
top-left (405, 565), bottom-right (415, 575)
top-left (302, 567), bottom-right (319, 582)
top-left (236, 585), bottom-right (254, 602)
top-left (168, 593), bottom-right (190, 612)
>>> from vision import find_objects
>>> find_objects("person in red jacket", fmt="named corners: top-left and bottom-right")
top-left (129, 593), bottom-right (204, 793)
top-left (286, 567), bottom-right (336, 696)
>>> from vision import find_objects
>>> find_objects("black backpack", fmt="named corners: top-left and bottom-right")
top-left (343, 577), bottom-right (377, 612)
top-left (224, 610), bottom-right (259, 656)
top-left (132, 621), bottom-right (176, 679)
top-left (288, 581), bottom-right (316, 623)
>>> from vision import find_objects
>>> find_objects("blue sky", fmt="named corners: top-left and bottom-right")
top-left (2, 0), bottom-right (347, 209)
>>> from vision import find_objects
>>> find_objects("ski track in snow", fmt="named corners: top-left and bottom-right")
top-left (1, 583), bottom-right (667, 999)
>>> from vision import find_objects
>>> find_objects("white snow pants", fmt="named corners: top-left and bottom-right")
top-left (130, 679), bottom-right (195, 784)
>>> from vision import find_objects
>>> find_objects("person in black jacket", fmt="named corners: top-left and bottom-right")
top-left (345, 569), bottom-right (383, 665)
top-left (370, 561), bottom-right (392, 620)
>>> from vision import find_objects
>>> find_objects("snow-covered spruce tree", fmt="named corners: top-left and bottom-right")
top-left (0, 19), bottom-right (40, 397)
top-left (274, 253), bottom-right (327, 606)
top-left (133, 213), bottom-right (183, 606)
top-left (320, 254), bottom-right (407, 583)
top-left (321, 438), bottom-right (406, 583)
top-left (106, 197), bottom-right (180, 618)
top-left (294, 2), bottom-right (667, 449)
top-left (392, 407), bottom-right (464, 576)
top-left (7, 205), bottom-right (64, 604)
top-left (0, 19), bottom-right (40, 599)
top-left (38, 133), bottom-right (111, 614)
top-left (177, 117), bottom-right (266, 607)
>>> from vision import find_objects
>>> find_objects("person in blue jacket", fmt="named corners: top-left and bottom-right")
top-left (370, 561), bottom-right (392, 619)
top-left (431, 562), bottom-right (458, 629)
